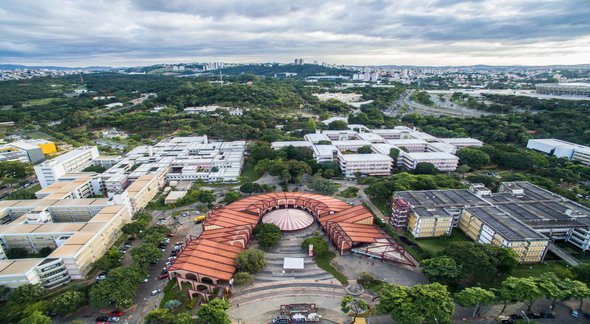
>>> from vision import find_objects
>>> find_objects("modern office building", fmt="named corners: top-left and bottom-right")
top-left (34, 146), bottom-right (100, 188)
top-left (527, 139), bottom-right (590, 166)
top-left (272, 125), bottom-right (481, 176)
top-left (535, 83), bottom-right (590, 97)
top-left (0, 139), bottom-right (56, 164)
top-left (392, 182), bottom-right (590, 263)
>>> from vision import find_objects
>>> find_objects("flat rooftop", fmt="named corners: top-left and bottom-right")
top-left (466, 206), bottom-right (547, 241)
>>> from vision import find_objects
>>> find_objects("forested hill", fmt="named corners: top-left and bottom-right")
top-left (217, 63), bottom-right (354, 77)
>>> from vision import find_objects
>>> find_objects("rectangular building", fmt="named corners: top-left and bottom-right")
top-left (34, 147), bottom-right (100, 188)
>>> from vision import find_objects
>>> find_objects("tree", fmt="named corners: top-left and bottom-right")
top-left (18, 311), bottom-right (51, 324)
top-left (357, 145), bottom-right (372, 154)
top-left (253, 223), bottom-right (281, 249)
top-left (51, 290), bottom-right (86, 316)
top-left (165, 299), bottom-right (182, 309)
top-left (240, 182), bottom-right (262, 195)
top-left (235, 248), bottom-right (267, 274)
top-left (500, 276), bottom-right (542, 311)
top-left (573, 263), bottom-right (590, 286)
top-left (196, 298), bottom-right (231, 324)
top-left (455, 287), bottom-right (495, 318)
top-left (389, 148), bottom-right (400, 164)
top-left (536, 272), bottom-right (565, 309)
top-left (328, 120), bottom-right (348, 130)
top-left (233, 272), bottom-right (254, 286)
top-left (413, 162), bottom-right (439, 175)
top-left (378, 283), bottom-right (454, 324)
top-left (0, 161), bottom-right (32, 181)
top-left (6, 247), bottom-right (29, 259)
top-left (93, 247), bottom-right (123, 271)
top-left (565, 279), bottom-right (590, 310)
top-left (301, 235), bottom-right (330, 257)
top-left (341, 295), bottom-right (368, 323)
top-left (9, 283), bottom-right (45, 304)
top-left (145, 308), bottom-right (176, 324)
top-left (131, 244), bottom-right (162, 265)
top-left (223, 191), bottom-right (241, 204)
top-left (457, 148), bottom-right (491, 169)
top-left (420, 256), bottom-right (462, 284)
top-left (308, 175), bottom-right (338, 195)
top-left (122, 222), bottom-right (146, 236)
top-left (457, 164), bottom-right (470, 178)
top-left (247, 141), bottom-right (276, 162)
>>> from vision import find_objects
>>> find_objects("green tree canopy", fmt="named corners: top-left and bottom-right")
top-left (308, 175), bottom-right (338, 195)
top-left (9, 283), bottom-right (45, 304)
top-left (413, 162), bottom-right (439, 175)
top-left (196, 298), bottom-right (231, 324)
top-left (378, 283), bottom-right (454, 324)
top-left (457, 148), bottom-right (491, 169)
top-left (455, 287), bottom-right (495, 318)
top-left (500, 276), bottom-right (543, 311)
top-left (301, 235), bottom-right (330, 257)
top-left (223, 191), bottom-right (241, 204)
top-left (341, 295), bottom-right (368, 322)
top-left (18, 310), bottom-right (51, 324)
top-left (235, 248), bottom-right (267, 274)
top-left (51, 290), bottom-right (87, 316)
top-left (421, 256), bottom-right (462, 284)
top-left (130, 243), bottom-right (162, 265)
top-left (253, 223), bottom-right (281, 249)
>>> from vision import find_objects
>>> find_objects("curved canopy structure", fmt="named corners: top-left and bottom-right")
top-left (262, 209), bottom-right (315, 231)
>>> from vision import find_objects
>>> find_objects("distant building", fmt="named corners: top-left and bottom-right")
top-left (272, 125), bottom-right (482, 176)
top-left (293, 58), bottom-right (304, 65)
top-left (536, 83), bottom-right (590, 97)
top-left (527, 139), bottom-right (590, 166)
top-left (0, 139), bottom-right (56, 164)
top-left (104, 102), bottom-right (123, 109)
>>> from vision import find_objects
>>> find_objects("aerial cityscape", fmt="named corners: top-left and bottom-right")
top-left (0, 1), bottom-right (589, 324)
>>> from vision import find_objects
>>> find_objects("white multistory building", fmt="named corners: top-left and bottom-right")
top-left (271, 125), bottom-right (482, 177)
top-left (34, 147), bottom-right (100, 188)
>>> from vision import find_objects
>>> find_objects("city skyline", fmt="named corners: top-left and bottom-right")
top-left (1, 0), bottom-right (589, 67)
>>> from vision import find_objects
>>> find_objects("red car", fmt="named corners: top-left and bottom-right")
top-left (167, 233), bottom-right (175, 237)
top-left (158, 274), bottom-right (169, 280)
top-left (109, 310), bottom-right (123, 317)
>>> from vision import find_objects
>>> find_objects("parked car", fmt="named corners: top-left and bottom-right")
top-left (571, 309), bottom-right (580, 318)
top-left (539, 312), bottom-right (555, 319)
top-left (161, 269), bottom-right (168, 275)
top-left (96, 315), bottom-right (109, 323)
top-left (526, 313), bottom-right (541, 319)
top-left (143, 275), bottom-right (150, 283)
top-left (151, 289), bottom-right (162, 296)
top-left (108, 317), bottom-right (120, 322)
top-left (158, 274), bottom-right (168, 280)
top-left (96, 273), bottom-right (107, 281)
top-left (108, 310), bottom-right (123, 317)
top-left (167, 233), bottom-right (176, 237)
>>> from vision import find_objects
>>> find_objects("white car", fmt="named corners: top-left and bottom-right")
top-left (151, 289), bottom-right (162, 296)
top-left (108, 317), bottom-right (120, 322)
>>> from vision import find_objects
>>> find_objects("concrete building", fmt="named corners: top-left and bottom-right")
top-left (164, 191), bottom-right (187, 205)
top-left (527, 139), bottom-right (590, 166)
top-left (34, 147), bottom-right (100, 188)
top-left (536, 83), bottom-right (590, 97)
top-left (392, 181), bottom-right (590, 263)
top-left (271, 126), bottom-right (481, 176)
top-left (0, 139), bottom-right (55, 164)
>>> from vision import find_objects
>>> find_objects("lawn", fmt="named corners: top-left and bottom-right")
top-left (316, 251), bottom-right (349, 285)
top-left (510, 260), bottom-right (570, 278)
top-left (414, 230), bottom-right (471, 256)
top-left (159, 280), bottom-right (192, 313)
top-left (239, 159), bottom-right (263, 183)
top-left (22, 97), bottom-right (58, 106)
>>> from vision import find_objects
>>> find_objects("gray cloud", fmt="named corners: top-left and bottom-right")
top-left (0, 0), bottom-right (588, 66)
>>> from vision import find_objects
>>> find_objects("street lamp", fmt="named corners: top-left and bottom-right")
top-left (521, 310), bottom-right (530, 324)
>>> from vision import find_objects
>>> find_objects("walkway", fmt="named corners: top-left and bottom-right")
top-left (358, 189), bottom-right (385, 221)
top-left (229, 223), bottom-right (350, 323)
top-left (547, 242), bottom-right (580, 266)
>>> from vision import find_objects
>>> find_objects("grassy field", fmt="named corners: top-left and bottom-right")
top-left (316, 251), bottom-right (349, 285)
top-left (159, 280), bottom-right (192, 313)
top-left (510, 260), bottom-right (570, 278)
top-left (414, 230), bottom-right (471, 256)
top-left (239, 159), bottom-right (263, 183)
top-left (22, 97), bottom-right (58, 106)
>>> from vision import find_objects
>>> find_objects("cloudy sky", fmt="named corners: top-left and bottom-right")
top-left (1, 0), bottom-right (589, 67)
